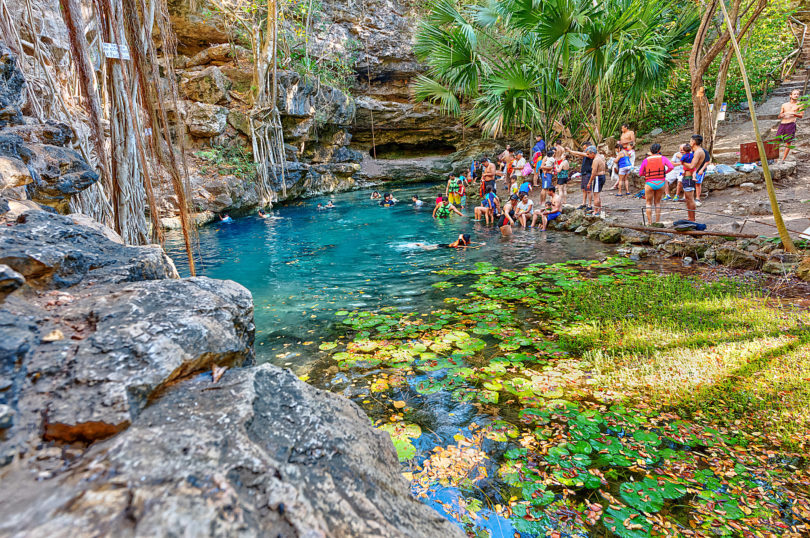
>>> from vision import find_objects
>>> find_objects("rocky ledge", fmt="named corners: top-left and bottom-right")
top-left (0, 202), bottom-right (462, 537)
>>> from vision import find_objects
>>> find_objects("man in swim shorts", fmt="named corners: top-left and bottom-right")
top-left (531, 186), bottom-right (562, 230)
top-left (778, 89), bottom-right (804, 161)
top-left (587, 147), bottom-right (606, 216)
top-left (567, 142), bottom-right (593, 210)
top-left (445, 174), bottom-right (463, 205)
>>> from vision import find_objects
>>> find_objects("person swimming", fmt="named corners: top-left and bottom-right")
top-left (326, 200), bottom-right (335, 208)
top-left (412, 194), bottom-right (424, 207)
top-left (432, 196), bottom-right (463, 219)
top-left (380, 193), bottom-right (396, 207)
top-left (258, 209), bottom-right (268, 219)
top-left (370, 191), bottom-right (381, 200)
top-left (413, 234), bottom-right (473, 250)
top-left (316, 203), bottom-right (325, 210)
top-left (219, 213), bottom-right (233, 223)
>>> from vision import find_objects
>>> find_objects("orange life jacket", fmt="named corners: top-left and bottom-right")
top-left (645, 155), bottom-right (666, 181)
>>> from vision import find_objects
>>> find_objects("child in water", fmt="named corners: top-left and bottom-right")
top-left (219, 213), bottom-right (233, 223)
top-left (326, 200), bottom-right (335, 208)
top-left (412, 195), bottom-right (424, 207)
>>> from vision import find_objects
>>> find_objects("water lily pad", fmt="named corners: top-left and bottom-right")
top-left (318, 341), bottom-right (338, 351)
top-left (378, 422), bottom-right (422, 461)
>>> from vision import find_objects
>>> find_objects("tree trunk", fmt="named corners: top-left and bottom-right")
top-left (710, 48), bottom-right (735, 152)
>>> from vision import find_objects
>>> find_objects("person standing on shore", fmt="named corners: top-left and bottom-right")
top-left (777, 89), bottom-right (804, 162)
top-left (620, 124), bottom-right (636, 152)
top-left (587, 147), bottom-right (607, 217)
top-left (568, 142), bottom-right (594, 211)
top-left (682, 134), bottom-right (706, 222)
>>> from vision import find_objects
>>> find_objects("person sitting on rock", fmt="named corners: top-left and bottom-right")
top-left (532, 186), bottom-right (562, 230)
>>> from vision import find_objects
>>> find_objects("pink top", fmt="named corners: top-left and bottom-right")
top-left (639, 156), bottom-right (674, 177)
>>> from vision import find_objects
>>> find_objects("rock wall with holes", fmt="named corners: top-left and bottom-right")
top-left (0, 201), bottom-right (465, 538)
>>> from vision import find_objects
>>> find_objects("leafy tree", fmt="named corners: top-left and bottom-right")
top-left (413, 0), bottom-right (698, 144)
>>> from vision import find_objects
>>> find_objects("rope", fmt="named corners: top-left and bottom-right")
top-left (607, 203), bottom-right (809, 236)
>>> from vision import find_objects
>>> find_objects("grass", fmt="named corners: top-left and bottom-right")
top-left (558, 274), bottom-right (810, 450)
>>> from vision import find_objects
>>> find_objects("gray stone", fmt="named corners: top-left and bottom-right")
top-left (184, 101), bottom-right (228, 137)
top-left (226, 109), bottom-right (250, 136)
top-left (715, 246), bottom-right (760, 269)
top-left (0, 404), bottom-right (12, 429)
top-left (0, 210), bottom-right (177, 289)
top-left (620, 228), bottom-right (650, 244)
top-left (683, 256), bottom-right (694, 266)
top-left (0, 45), bottom-right (26, 128)
top-left (0, 264), bottom-right (24, 302)
top-left (599, 226), bottom-right (622, 244)
top-left (762, 260), bottom-right (797, 275)
top-left (797, 258), bottom-right (810, 282)
top-left (586, 220), bottom-right (607, 240)
top-left (739, 182), bottom-right (756, 191)
top-left (650, 128), bottom-right (663, 136)
top-left (630, 246), bottom-right (648, 260)
top-left (180, 65), bottom-right (231, 104)
top-left (0, 365), bottom-right (463, 538)
top-left (574, 225), bottom-right (588, 234)
top-left (649, 233), bottom-right (673, 247)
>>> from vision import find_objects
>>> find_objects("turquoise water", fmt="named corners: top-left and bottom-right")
top-left (165, 184), bottom-right (613, 369)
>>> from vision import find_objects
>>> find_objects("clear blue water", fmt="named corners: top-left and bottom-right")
top-left (165, 184), bottom-right (613, 370)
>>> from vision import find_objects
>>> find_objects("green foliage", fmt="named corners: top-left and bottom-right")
top-left (195, 144), bottom-right (256, 178)
top-left (308, 258), bottom-right (810, 537)
top-left (635, 0), bottom-right (797, 132)
top-left (414, 0), bottom-right (697, 141)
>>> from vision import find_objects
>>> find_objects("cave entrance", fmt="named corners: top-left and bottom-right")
top-left (370, 142), bottom-right (456, 160)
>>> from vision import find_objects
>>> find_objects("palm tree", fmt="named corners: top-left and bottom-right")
top-left (414, 0), bottom-right (698, 144)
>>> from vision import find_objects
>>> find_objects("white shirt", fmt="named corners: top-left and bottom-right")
top-left (514, 157), bottom-right (527, 176)
top-left (516, 199), bottom-right (533, 213)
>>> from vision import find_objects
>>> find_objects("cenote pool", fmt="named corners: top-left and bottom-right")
top-left (166, 184), bottom-right (810, 538)
top-left (166, 184), bottom-right (613, 369)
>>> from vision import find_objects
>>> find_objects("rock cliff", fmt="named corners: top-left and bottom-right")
top-left (0, 202), bottom-right (463, 538)
top-left (0, 45), bottom-right (99, 212)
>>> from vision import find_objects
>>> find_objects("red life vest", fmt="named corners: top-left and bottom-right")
top-left (645, 155), bottom-right (666, 181)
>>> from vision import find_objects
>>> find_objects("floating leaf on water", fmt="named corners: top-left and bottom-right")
top-left (378, 422), bottom-right (422, 461)
top-left (483, 420), bottom-right (518, 442)
top-left (318, 341), bottom-right (338, 351)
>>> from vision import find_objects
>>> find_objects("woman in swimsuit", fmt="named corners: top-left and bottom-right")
top-left (639, 143), bottom-right (674, 224)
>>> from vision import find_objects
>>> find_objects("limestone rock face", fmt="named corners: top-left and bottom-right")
top-left (0, 364), bottom-right (463, 538)
top-left (715, 246), bottom-right (761, 269)
top-left (0, 45), bottom-right (99, 211)
top-left (0, 45), bottom-right (26, 128)
top-left (184, 101), bottom-right (229, 137)
top-left (180, 65), bottom-right (232, 104)
top-left (0, 205), bottom-right (464, 538)
top-left (0, 210), bottom-right (177, 288)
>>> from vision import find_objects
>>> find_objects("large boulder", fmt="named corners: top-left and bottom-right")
top-left (715, 246), bottom-right (760, 269)
top-left (0, 364), bottom-right (463, 538)
top-left (180, 65), bottom-right (231, 104)
top-left (0, 210), bottom-right (177, 288)
top-left (0, 205), bottom-right (464, 538)
top-left (184, 101), bottom-right (228, 137)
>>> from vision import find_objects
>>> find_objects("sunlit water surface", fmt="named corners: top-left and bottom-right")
top-left (166, 184), bottom-right (613, 368)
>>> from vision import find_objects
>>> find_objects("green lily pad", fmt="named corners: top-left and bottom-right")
top-left (318, 341), bottom-right (338, 351)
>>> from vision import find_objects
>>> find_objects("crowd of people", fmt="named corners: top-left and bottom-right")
top-left (410, 124), bottom-right (717, 242)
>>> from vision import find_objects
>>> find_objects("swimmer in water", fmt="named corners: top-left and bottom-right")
top-left (380, 193), bottom-right (396, 207)
top-left (414, 234), bottom-right (473, 250)
top-left (432, 196), bottom-right (463, 219)
top-left (219, 213), bottom-right (233, 223)
top-left (258, 209), bottom-right (268, 219)
top-left (412, 194), bottom-right (424, 207)
top-left (370, 191), bottom-right (381, 200)
top-left (326, 200), bottom-right (335, 208)
top-left (316, 203), bottom-right (325, 210)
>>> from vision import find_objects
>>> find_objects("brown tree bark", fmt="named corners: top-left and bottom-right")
top-left (688, 0), bottom-right (768, 145)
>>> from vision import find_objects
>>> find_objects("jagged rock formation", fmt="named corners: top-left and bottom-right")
top-left (0, 202), bottom-right (464, 538)
top-left (0, 44), bottom-right (99, 212)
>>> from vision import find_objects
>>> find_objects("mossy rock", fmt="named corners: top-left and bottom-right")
top-left (599, 226), bottom-right (623, 244)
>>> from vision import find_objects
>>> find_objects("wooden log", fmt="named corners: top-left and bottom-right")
top-left (618, 224), bottom-right (758, 239)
